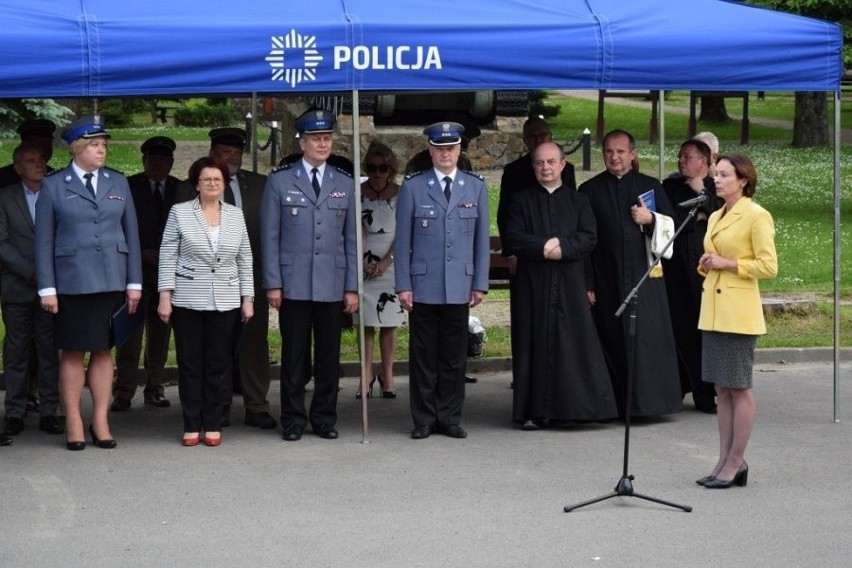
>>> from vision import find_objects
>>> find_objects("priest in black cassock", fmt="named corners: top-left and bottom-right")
top-left (579, 130), bottom-right (682, 418)
top-left (505, 142), bottom-right (617, 430)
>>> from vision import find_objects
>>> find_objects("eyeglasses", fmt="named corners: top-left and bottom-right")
top-left (365, 163), bottom-right (390, 174)
top-left (199, 177), bottom-right (224, 185)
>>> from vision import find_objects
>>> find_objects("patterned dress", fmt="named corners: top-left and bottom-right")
top-left (361, 196), bottom-right (405, 327)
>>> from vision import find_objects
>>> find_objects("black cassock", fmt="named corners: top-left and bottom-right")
top-left (579, 170), bottom-right (682, 417)
top-left (506, 184), bottom-right (617, 423)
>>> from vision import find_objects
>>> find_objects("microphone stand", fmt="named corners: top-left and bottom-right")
top-left (564, 203), bottom-right (703, 513)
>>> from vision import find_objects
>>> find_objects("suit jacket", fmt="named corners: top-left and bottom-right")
top-left (35, 165), bottom-right (142, 295)
top-left (394, 169), bottom-right (490, 304)
top-left (158, 198), bottom-right (254, 311)
top-left (127, 173), bottom-right (180, 289)
top-left (260, 162), bottom-right (357, 302)
top-left (176, 169), bottom-right (267, 285)
top-left (498, 153), bottom-right (576, 256)
top-left (0, 183), bottom-right (39, 302)
top-left (698, 197), bottom-right (777, 335)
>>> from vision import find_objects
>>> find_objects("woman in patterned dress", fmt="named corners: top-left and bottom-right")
top-left (357, 141), bottom-right (405, 398)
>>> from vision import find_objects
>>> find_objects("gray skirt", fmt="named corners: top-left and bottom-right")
top-left (701, 331), bottom-right (757, 389)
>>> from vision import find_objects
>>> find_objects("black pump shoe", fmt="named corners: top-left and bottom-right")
top-left (695, 475), bottom-right (716, 486)
top-left (705, 461), bottom-right (748, 489)
top-left (89, 425), bottom-right (117, 449)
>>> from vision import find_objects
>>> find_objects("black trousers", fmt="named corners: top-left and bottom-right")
top-left (1, 301), bottom-right (59, 418)
top-left (408, 302), bottom-right (469, 429)
top-left (171, 307), bottom-right (239, 432)
top-left (278, 300), bottom-right (342, 430)
top-left (233, 287), bottom-right (270, 413)
top-left (114, 289), bottom-right (172, 401)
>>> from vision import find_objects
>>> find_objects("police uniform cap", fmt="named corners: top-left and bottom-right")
top-left (295, 108), bottom-right (336, 135)
top-left (61, 115), bottom-right (110, 144)
top-left (209, 127), bottom-right (246, 149)
top-left (424, 121), bottom-right (464, 146)
top-left (17, 119), bottom-right (56, 139)
top-left (141, 136), bottom-right (176, 156)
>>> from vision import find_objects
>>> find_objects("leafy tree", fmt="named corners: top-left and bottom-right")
top-left (745, 0), bottom-right (849, 147)
top-left (0, 99), bottom-right (73, 138)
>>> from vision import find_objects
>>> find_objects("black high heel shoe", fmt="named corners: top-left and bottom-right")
top-left (704, 461), bottom-right (748, 489)
top-left (89, 425), bottom-right (117, 449)
top-left (695, 475), bottom-right (716, 486)
top-left (377, 375), bottom-right (397, 399)
top-left (355, 375), bottom-right (377, 400)
top-left (66, 440), bottom-right (86, 451)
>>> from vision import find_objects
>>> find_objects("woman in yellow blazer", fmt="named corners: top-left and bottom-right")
top-left (696, 153), bottom-right (777, 489)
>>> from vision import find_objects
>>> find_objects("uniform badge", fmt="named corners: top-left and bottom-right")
top-left (291, 208), bottom-right (299, 216)
top-left (420, 219), bottom-right (429, 229)
top-left (64, 174), bottom-right (73, 182)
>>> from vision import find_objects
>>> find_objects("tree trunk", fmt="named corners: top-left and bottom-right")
top-left (699, 96), bottom-right (731, 123)
top-left (792, 92), bottom-right (828, 148)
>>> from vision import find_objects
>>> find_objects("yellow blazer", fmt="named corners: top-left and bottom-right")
top-left (697, 197), bottom-right (777, 335)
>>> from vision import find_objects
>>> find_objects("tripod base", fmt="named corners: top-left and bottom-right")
top-left (563, 475), bottom-right (692, 513)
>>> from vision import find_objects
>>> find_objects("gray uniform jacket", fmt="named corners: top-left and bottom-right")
top-left (394, 169), bottom-right (490, 305)
top-left (35, 165), bottom-right (142, 295)
top-left (158, 198), bottom-right (254, 311)
top-left (260, 162), bottom-right (357, 302)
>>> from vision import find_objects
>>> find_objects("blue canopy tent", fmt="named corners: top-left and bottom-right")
top-left (0, 0), bottom-right (844, 421)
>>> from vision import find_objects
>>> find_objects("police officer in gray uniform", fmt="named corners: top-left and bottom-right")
top-left (260, 108), bottom-right (358, 442)
top-left (394, 122), bottom-right (490, 439)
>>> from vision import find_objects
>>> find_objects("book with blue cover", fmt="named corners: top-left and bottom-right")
top-left (637, 189), bottom-right (656, 211)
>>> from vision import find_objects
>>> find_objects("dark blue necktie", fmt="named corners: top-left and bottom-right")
top-left (84, 172), bottom-right (96, 199)
top-left (311, 168), bottom-right (321, 198)
top-left (443, 176), bottom-right (452, 202)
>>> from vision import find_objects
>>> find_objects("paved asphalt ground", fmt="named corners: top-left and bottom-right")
top-left (2, 358), bottom-right (850, 567)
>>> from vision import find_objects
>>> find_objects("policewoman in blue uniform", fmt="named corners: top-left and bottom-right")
top-left (35, 115), bottom-right (143, 451)
top-left (260, 108), bottom-right (358, 442)
top-left (394, 122), bottom-right (490, 439)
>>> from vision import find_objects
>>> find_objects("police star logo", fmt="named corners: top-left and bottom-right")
top-left (266, 30), bottom-right (324, 88)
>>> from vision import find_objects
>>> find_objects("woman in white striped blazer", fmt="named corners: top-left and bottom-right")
top-left (157, 157), bottom-right (254, 447)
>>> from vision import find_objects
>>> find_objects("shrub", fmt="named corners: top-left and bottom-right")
top-left (174, 98), bottom-right (237, 127)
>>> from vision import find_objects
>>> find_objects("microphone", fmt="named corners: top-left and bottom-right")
top-left (678, 192), bottom-right (709, 208)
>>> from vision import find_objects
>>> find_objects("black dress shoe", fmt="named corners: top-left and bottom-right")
top-left (89, 425), bottom-right (117, 449)
top-left (3, 417), bottom-right (24, 436)
top-left (437, 424), bottom-right (467, 439)
top-left (144, 394), bottom-right (171, 408)
top-left (245, 411), bottom-right (277, 429)
top-left (705, 461), bottom-right (748, 489)
top-left (315, 424), bottom-right (339, 439)
top-left (0, 435), bottom-right (12, 446)
top-left (410, 425), bottom-right (434, 440)
top-left (282, 425), bottom-right (303, 442)
top-left (521, 419), bottom-right (541, 431)
top-left (110, 398), bottom-right (131, 412)
top-left (39, 416), bottom-right (65, 435)
top-left (695, 475), bottom-right (716, 486)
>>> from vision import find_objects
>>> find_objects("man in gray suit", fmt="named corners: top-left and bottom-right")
top-left (261, 108), bottom-right (358, 441)
top-left (394, 121), bottom-right (490, 439)
top-left (0, 144), bottom-right (62, 436)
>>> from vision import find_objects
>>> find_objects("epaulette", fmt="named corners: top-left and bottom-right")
top-left (103, 166), bottom-right (126, 176)
top-left (334, 166), bottom-right (353, 178)
top-left (404, 170), bottom-right (426, 180)
top-left (45, 169), bottom-right (63, 177)
top-left (271, 162), bottom-right (295, 174)
top-left (460, 169), bottom-right (485, 181)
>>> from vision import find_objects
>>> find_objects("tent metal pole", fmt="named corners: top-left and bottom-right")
top-left (833, 90), bottom-right (841, 423)
top-left (657, 90), bottom-right (665, 181)
top-left (351, 90), bottom-right (370, 443)
top-left (250, 93), bottom-right (259, 173)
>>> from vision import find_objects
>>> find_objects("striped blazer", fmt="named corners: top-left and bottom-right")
top-left (158, 198), bottom-right (254, 311)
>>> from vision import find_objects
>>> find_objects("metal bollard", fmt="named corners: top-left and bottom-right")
top-left (582, 128), bottom-right (591, 171)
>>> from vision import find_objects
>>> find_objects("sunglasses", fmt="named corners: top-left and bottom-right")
top-left (365, 163), bottom-right (390, 174)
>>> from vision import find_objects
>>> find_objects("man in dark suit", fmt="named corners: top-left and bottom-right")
top-left (0, 119), bottom-right (56, 187)
top-left (0, 144), bottom-right (62, 436)
top-left (177, 128), bottom-right (274, 429)
top-left (394, 121), bottom-right (490, 439)
top-left (0, 119), bottom-right (56, 414)
top-left (261, 108), bottom-right (358, 441)
top-left (111, 137), bottom-right (179, 411)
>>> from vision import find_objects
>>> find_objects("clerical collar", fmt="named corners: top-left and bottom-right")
top-left (541, 183), bottom-right (560, 194)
